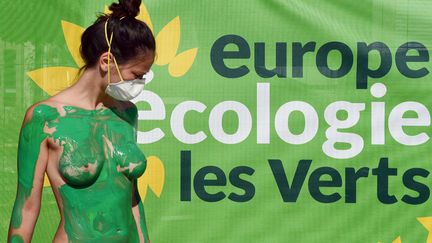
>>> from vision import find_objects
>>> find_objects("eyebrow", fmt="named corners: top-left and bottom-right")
top-left (133, 71), bottom-right (146, 77)
top-left (134, 69), bottom-right (150, 75)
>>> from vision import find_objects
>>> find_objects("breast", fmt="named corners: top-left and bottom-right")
top-left (52, 117), bottom-right (107, 187)
top-left (105, 119), bottom-right (147, 179)
top-left (113, 141), bottom-right (147, 179)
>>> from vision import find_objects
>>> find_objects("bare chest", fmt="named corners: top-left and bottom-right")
top-left (45, 106), bottom-right (146, 188)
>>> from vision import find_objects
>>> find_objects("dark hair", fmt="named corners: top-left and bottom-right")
top-left (78, 0), bottom-right (155, 75)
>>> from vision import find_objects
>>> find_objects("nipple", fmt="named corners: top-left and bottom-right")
top-left (58, 134), bottom-right (105, 188)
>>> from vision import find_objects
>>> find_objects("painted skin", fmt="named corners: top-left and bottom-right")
top-left (8, 101), bottom-right (149, 243)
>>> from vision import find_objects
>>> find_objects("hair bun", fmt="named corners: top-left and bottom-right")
top-left (108, 0), bottom-right (141, 18)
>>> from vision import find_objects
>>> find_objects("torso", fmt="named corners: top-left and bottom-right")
top-left (35, 98), bottom-right (146, 242)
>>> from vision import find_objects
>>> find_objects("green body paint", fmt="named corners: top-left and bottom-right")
top-left (10, 235), bottom-right (24, 243)
top-left (11, 105), bottom-right (49, 228)
top-left (10, 103), bottom-right (148, 242)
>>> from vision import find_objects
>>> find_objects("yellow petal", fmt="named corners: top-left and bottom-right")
top-left (43, 173), bottom-right (51, 187)
top-left (377, 236), bottom-right (402, 243)
top-left (418, 217), bottom-right (432, 243)
top-left (137, 3), bottom-right (154, 32)
top-left (137, 155), bottom-right (165, 202)
top-left (104, 5), bottom-right (110, 14)
top-left (168, 48), bottom-right (198, 77)
top-left (139, 181), bottom-right (149, 200)
top-left (155, 16), bottom-right (180, 65)
top-left (27, 67), bottom-right (79, 96)
top-left (61, 20), bottom-right (85, 67)
top-left (392, 236), bottom-right (401, 243)
top-left (146, 156), bottom-right (165, 197)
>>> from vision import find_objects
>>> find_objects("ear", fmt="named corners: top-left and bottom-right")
top-left (99, 52), bottom-right (114, 72)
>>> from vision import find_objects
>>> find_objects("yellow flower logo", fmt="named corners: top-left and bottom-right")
top-left (377, 217), bottom-right (432, 243)
top-left (26, 2), bottom-right (198, 202)
top-left (27, 3), bottom-right (198, 95)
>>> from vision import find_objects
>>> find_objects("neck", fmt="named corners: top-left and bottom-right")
top-left (64, 67), bottom-right (114, 109)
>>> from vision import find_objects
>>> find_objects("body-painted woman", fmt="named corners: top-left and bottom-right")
top-left (7, 0), bottom-right (155, 242)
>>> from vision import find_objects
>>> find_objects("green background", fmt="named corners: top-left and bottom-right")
top-left (1, 0), bottom-right (432, 242)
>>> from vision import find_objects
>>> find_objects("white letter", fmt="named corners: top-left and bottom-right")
top-left (323, 101), bottom-right (365, 159)
top-left (274, 101), bottom-right (318, 144)
top-left (371, 102), bottom-right (385, 144)
top-left (371, 83), bottom-right (387, 145)
top-left (132, 90), bottom-right (165, 144)
top-left (388, 101), bottom-right (430, 145)
top-left (171, 101), bottom-right (207, 144)
top-left (209, 101), bottom-right (252, 144)
top-left (257, 83), bottom-right (270, 144)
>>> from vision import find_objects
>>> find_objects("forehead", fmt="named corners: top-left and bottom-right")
top-left (121, 52), bottom-right (155, 72)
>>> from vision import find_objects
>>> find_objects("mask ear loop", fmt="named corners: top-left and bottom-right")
top-left (104, 19), bottom-right (124, 84)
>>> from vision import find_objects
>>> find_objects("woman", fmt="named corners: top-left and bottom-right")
top-left (7, 0), bottom-right (155, 242)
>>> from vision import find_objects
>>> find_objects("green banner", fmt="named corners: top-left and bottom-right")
top-left (2, 0), bottom-right (432, 242)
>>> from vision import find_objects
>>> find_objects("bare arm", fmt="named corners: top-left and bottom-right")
top-left (130, 102), bottom-right (150, 243)
top-left (7, 104), bottom-right (49, 243)
top-left (132, 180), bottom-right (150, 243)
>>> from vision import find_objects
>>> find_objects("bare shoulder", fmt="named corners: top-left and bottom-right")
top-left (21, 100), bottom-right (59, 128)
top-left (22, 102), bottom-right (46, 128)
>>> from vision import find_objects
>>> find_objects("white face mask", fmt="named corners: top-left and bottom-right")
top-left (105, 70), bottom-right (153, 101)
top-left (103, 18), bottom-right (154, 101)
